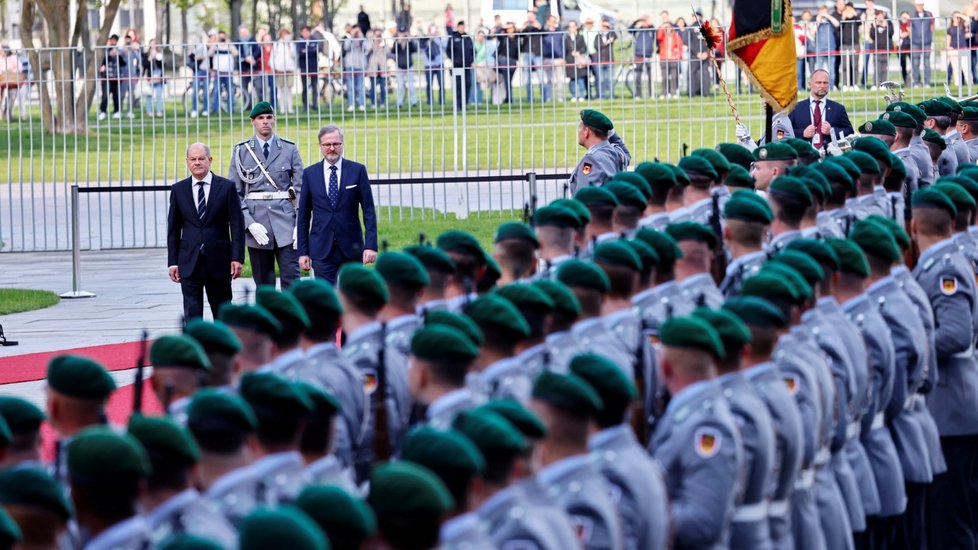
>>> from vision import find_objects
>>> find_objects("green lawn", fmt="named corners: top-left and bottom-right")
top-left (0, 288), bottom-right (60, 315)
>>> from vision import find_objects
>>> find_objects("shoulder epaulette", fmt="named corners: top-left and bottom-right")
top-left (279, 137), bottom-right (295, 145)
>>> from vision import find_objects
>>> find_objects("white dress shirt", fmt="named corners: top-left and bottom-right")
top-left (324, 157), bottom-right (343, 195)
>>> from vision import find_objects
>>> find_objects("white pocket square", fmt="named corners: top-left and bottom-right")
top-left (345, 184), bottom-right (356, 189)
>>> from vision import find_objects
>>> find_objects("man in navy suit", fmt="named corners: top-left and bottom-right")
top-left (167, 142), bottom-right (245, 319)
top-left (787, 69), bottom-right (854, 150)
top-left (297, 125), bottom-right (378, 284)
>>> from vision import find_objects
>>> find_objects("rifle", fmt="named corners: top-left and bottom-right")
top-left (631, 322), bottom-right (650, 446)
top-left (132, 329), bottom-right (148, 414)
top-left (709, 193), bottom-right (727, 285)
top-left (372, 322), bottom-right (393, 461)
top-left (905, 186), bottom-right (920, 269)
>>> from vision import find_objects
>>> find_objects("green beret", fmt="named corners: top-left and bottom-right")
top-left (936, 96), bottom-right (963, 114)
top-left (678, 155), bottom-right (719, 181)
top-left (691, 148), bottom-right (732, 175)
top-left (0, 508), bottom-right (20, 546)
top-left (290, 279), bottom-right (343, 318)
top-left (376, 251), bottom-right (431, 288)
top-left (770, 249), bottom-right (826, 284)
top-left (851, 137), bottom-right (892, 167)
top-left (913, 187), bottom-right (958, 218)
top-left (423, 310), bottom-right (484, 347)
top-left (531, 371), bottom-right (603, 417)
top-left (722, 296), bottom-right (788, 329)
top-left (790, 165), bottom-right (830, 198)
top-left (569, 353), bottom-right (636, 424)
top-left (296, 485), bottom-right (377, 548)
top-left (453, 409), bottom-right (529, 457)
top-left (495, 283), bottom-right (555, 313)
top-left (184, 320), bottom-right (242, 355)
top-left (294, 382), bottom-right (340, 418)
top-left (823, 238), bottom-right (870, 278)
top-left (437, 230), bottom-right (485, 261)
top-left (495, 222), bottom-right (540, 248)
top-left (845, 150), bottom-right (881, 175)
top-left (249, 101), bottom-right (274, 118)
top-left (533, 280), bottom-right (583, 319)
top-left (634, 228), bottom-right (683, 268)
top-left (368, 461), bottom-right (455, 520)
top-left (885, 155), bottom-right (907, 189)
top-left (634, 162), bottom-right (679, 198)
top-left (401, 426), bottom-right (486, 479)
top-left (592, 241), bottom-right (642, 272)
top-left (886, 101), bottom-right (926, 125)
top-left (551, 198), bottom-right (592, 226)
top-left (534, 203), bottom-right (584, 229)
top-left (580, 109), bottom-right (613, 131)
top-left (962, 107), bottom-right (978, 122)
top-left (150, 335), bottom-right (211, 371)
top-left (480, 252), bottom-right (500, 287)
top-left (410, 324), bottom-right (479, 363)
top-left (239, 372), bottom-right (313, 417)
top-left (463, 295), bottom-right (531, 340)
top-left (785, 238), bottom-right (840, 271)
top-left (812, 160), bottom-right (854, 190)
top-left (716, 143), bottom-right (755, 171)
top-left (859, 118), bottom-right (896, 136)
top-left (404, 245), bottom-right (457, 274)
top-left (626, 239), bottom-right (660, 272)
top-left (850, 219), bottom-right (902, 263)
top-left (67, 427), bottom-right (151, 483)
top-left (725, 165), bottom-right (755, 189)
top-left (724, 189), bottom-right (774, 223)
top-left (574, 185), bottom-right (620, 208)
top-left (239, 506), bottom-right (330, 550)
top-left (218, 303), bottom-right (282, 338)
top-left (477, 398), bottom-right (547, 439)
top-left (866, 215), bottom-right (911, 250)
top-left (660, 316), bottom-right (725, 359)
top-left (753, 142), bottom-right (798, 162)
top-left (0, 397), bottom-right (44, 434)
top-left (127, 414), bottom-right (200, 465)
top-left (922, 128), bottom-right (948, 150)
top-left (0, 467), bottom-right (72, 520)
top-left (760, 263), bottom-right (812, 302)
top-left (740, 269), bottom-right (801, 305)
top-left (257, 286), bottom-right (311, 330)
top-left (603, 181), bottom-right (647, 211)
top-left (880, 111), bottom-right (916, 129)
top-left (609, 171), bottom-right (653, 201)
top-left (338, 264), bottom-right (389, 308)
top-left (946, 173), bottom-right (978, 204)
top-left (934, 182), bottom-right (977, 213)
top-left (665, 221), bottom-right (718, 249)
top-left (783, 137), bottom-right (820, 161)
top-left (159, 535), bottom-right (225, 550)
top-left (825, 155), bottom-right (862, 182)
top-left (46, 355), bottom-right (116, 400)
top-left (919, 98), bottom-right (953, 117)
top-left (556, 259), bottom-right (611, 292)
top-left (187, 388), bottom-right (257, 432)
top-left (691, 307), bottom-right (752, 358)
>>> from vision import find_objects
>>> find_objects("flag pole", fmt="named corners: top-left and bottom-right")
top-left (765, 104), bottom-right (774, 144)
top-left (690, 4), bottom-right (740, 123)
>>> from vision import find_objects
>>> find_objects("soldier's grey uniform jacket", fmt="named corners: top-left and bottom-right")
top-left (639, 212), bottom-right (671, 230)
top-left (283, 342), bottom-right (366, 469)
top-left (815, 210), bottom-right (848, 239)
top-left (478, 483), bottom-right (583, 550)
top-left (534, 255), bottom-right (576, 282)
top-left (438, 512), bottom-right (497, 550)
top-left (910, 135), bottom-right (935, 187)
top-left (938, 146), bottom-right (958, 177)
top-left (744, 362), bottom-right (803, 548)
top-left (635, 281), bottom-right (693, 331)
top-left (608, 131), bottom-right (632, 168)
top-left (146, 488), bottom-right (238, 549)
top-left (479, 357), bottom-right (534, 403)
top-left (84, 515), bottom-right (152, 550)
top-left (719, 251), bottom-right (766, 298)
top-left (203, 466), bottom-right (261, 528)
top-left (892, 146), bottom-right (920, 195)
top-left (589, 425), bottom-right (669, 550)
top-left (717, 371), bottom-right (776, 550)
top-left (534, 454), bottom-right (626, 550)
top-left (425, 388), bottom-right (480, 430)
top-left (846, 195), bottom-right (885, 223)
top-left (386, 313), bottom-right (421, 357)
top-left (304, 454), bottom-right (357, 493)
top-left (568, 139), bottom-right (625, 194)
top-left (953, 231), bottom-right (978, 282)
top-left (650, 380), bottom-right (743, 550)
top-left (914, 237), bottom-right (978, 437)
top-left (516, 343), bottom-right (553, 380)
top-left (228, 135), bottom-right (304, 249)
top-left (566, 317), bottom-right (634, 378)
top-left (866, 276), bottom-right (933, 484)
top-left (966, 138), bottom-right (978, 164)
top-left (248, 450), bottom-right (308, 505)
top-left (678, 273), bottom-right (725, 310)
top-left (843, 293), bottom-right (907, 517)
top-left (946, 129), bottom-right (973, 166)
top-left (343, 322), bottom-right (412, 475)
top-left (604, 307), bottom-right (649, 382)
top-left (765, 230), bottom-right (803, 256)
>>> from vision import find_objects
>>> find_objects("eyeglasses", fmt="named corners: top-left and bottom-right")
top-left (320, 142), bottom-right (344, 149)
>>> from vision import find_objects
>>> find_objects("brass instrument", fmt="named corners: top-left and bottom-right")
top-left (879, 81), bottom-right (906, 105)
top-left (943, 83), bottom-right (978, 104)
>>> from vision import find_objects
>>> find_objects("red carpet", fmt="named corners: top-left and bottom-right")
top-left (0, 341), bottom-right (152, 385)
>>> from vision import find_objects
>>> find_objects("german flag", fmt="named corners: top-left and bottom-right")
top-left (727, 0), bottom-right (798, 112)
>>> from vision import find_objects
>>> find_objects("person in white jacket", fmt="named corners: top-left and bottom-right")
top-left (271, 28), bottom-right (297, 114)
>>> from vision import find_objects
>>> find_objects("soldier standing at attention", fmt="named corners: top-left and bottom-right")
top-left (568, 110), bottom-right (627, 194)
top-left (229, 101), bottom-right (303, 290)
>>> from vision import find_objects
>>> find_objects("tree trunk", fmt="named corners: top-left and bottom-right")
top-left (155, 0), bottom-right (166, 42)
top-left (228, 0), bottom-right (242, 37)
top-left (20, 2), bottom-right (57, 133)
top-left (181, 7), bottom-right (188, 45)
top-left (291, 0), bottom-right (298, 37)
top-left (250, 0), bottom-right (258, 32)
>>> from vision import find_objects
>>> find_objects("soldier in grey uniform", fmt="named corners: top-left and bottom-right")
top-left (532, 203), bottom-right (585, 281)
top-left (765, 175), bottom-right (812, 254)
top-left (568, 109), bottom-right (626, 194)
top-left (885, 111), bottom-right (922, 195)
top-left (296, 381), bottom-right (357, 493)
top-left (495, 283), bottom-right (557, 379)
top-left (920, 99), bottom-right (962, 177)
top-left (0, 467), bottom-right (71, 550)
top-left (376, 251), bottom-right (428, 356)
top-left (254, 286), bottom-right (310, 376)
top-left (405, 244), bottom-right (457, 314)
top-left (885, 101), bottom-right (934, 188)
top-left (960, 107), bottom-right (978, 161)
top-left (536, 279), bottom-right (583, 377)
top-left (182, 318), bottom-right (241, 394)
top-left (910, 188), bottom-right (978, 549)
top-left (719, 190), bottom-right (772, 297)
top-left (662, 222), bottom-right (724, 310)
top-left (408, 323), bottom-right (482, 429)
top-left (128, 415), bottom-right (238, 549)
top-left (465, 294), bottom-right (534, 402)
top-left (228, 101), bottom-right (303, 290)
top-left (942, 100), bottom-right (973, 165)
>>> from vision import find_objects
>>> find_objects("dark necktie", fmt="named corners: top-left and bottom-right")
top-left (263, 142), bottom-right (270, 159)
top-left (812, 100), bottom-right (822, 147)
top-left (196, 182), bottom-right (206, 220)
top-left (328, 165), bottom-right (338, 209)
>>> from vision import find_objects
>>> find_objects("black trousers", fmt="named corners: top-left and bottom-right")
top-left (312, 240), bottom-right (358, 285)
top-left (181, 258), bottom-right (232, 320)
top-left (891, 482), bottom-right (928, 550)
top-left (99, 79), bottom-right (120, 114)
top-left (249, 245), bottom-right (299, 290)
top-left (453, 69), bottom-right (472, 110)
top-left (929, 435), bottom-right (978, 550)
top-left (301, 73), bottom-right (319, 109)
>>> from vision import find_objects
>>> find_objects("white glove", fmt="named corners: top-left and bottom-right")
top-left (735, 122), bottom-right (751, 140)
top-left (738, 135), bottom-right (758, 152)
top-left (826, 142), bottom-right (843, 157)
top-left (293, 226), bottom-right (298, 250)
top-left (248, 222), bottom-right (270, 246)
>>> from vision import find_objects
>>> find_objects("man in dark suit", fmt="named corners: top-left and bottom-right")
top-left (168, 142), bottom-right (245, 319)
top-left (787, 68), bottom-right (854, 150)
top-left (297, 125), bottom-right (378, 284)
